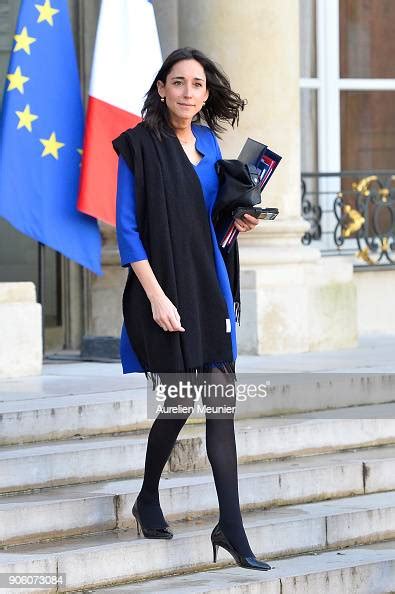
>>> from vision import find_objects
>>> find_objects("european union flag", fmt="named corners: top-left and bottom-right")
top-left (0, 0), bottom-right (101, 275)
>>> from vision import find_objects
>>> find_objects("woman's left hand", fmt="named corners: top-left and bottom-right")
top-left (233, 213), bottom-right (259, 232)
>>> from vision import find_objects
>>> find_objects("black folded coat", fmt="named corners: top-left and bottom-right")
top-left (212, 159), bottom-right (262, 313)
top-left (212, 159), bottom-right (262, 225)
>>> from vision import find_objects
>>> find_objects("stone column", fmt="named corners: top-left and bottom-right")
top-left (0, 283), bottom-right (42, 378)
top-left (84, 224), bottom-right (125, 358)
top-left (179, 0), bottom-right (357, 353)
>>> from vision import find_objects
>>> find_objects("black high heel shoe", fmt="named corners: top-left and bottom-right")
top-left (211, 522), bottom-right (272, 570)
top-left (132, 499), bottom-right (173, 539)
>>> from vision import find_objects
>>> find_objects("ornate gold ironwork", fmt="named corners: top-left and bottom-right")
top-left (356, 247), bottom-right (374, 265)
top-left (352, 175), bottom-right (377, 196)
top-left (342, 205), bottom-right (365, 238)
top-left (302, 171), bottom-right (395, 265)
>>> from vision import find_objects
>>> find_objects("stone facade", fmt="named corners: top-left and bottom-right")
top-left (0, 0), bottom-right (359, 361)
top-left (89, 0), bottom-right (358, 354)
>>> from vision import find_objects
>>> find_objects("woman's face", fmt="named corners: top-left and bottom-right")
top-left (157, 59), bottom-right (209, 125)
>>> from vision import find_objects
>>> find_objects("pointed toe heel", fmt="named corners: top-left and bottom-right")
top-left (210, 522), bottom-right (272, 571)
top-left (132, 500), bottom-right (173, 539)
top-left (240, 556), bottom-right (272, 570)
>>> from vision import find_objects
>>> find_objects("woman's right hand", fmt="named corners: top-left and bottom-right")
top-left (149, 292), bottom-right (185, 332)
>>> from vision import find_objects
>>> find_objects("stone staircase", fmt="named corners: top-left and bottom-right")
top-left (0, 340), bottom-right (394, 593)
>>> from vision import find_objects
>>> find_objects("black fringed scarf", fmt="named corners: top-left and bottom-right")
top-left (112, 122), bottom-right (240, 388)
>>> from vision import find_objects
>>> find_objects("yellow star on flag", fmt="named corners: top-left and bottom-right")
top-left (16, 104), bottom-right (39, 132)
top-left (35, 0), bottom-right (60, 26)
top-left (40, 132), bottom-right (65, 159)
top-left (14, 27), bottom-right (36, 55)
top-left (6, 66), bottom-right (29, 94)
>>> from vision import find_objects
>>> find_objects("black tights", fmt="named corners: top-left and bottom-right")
top-left (136, 368), bottom-right (254, 557)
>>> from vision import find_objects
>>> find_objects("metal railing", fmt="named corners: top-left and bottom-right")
top-left (301, 170), bottom-right (395, 267)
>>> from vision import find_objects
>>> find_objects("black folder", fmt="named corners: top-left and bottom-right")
top-left (237, 138), bottom-right (267, 165)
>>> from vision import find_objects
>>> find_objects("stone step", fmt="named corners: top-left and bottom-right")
top-left (92, 540), bottom-right (395, 594)
top-left (0, 491), bottom-right (394, 592)
top-left (1, 445), bottom-right (395, 546)
top-left (0, 403), bottom-right (394, 494)
top-left (1, 372), bottom-right (395, 445)
top-left (0, 389), bottom-right (149, 446)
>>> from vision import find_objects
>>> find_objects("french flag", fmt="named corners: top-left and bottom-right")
top-left (77, 0), bottom-right (162, 226)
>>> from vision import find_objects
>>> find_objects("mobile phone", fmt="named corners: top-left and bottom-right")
top-left (232, 207), bottom-right (279, 220)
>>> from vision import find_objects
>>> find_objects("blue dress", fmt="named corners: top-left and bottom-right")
top-left (115, 122), bottom-right (237, 374)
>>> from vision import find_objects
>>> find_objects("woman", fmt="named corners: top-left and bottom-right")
top-left (113, 47), bottom-right (271, 571)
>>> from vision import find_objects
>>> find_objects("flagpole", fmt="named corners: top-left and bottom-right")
top-left (37, 242), bottom-right (45, 354)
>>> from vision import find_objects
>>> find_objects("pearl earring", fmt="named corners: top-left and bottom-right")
top-left (160, 97), bottom-right (165, 102)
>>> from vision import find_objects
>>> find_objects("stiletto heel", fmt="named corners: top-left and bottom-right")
top-left (210, 522), bottom-right (272, 571)
top-left (132, 499), bottom-right (173, 539)
top-left (212, 541), bottom-right (218, 563)
top-left (135, 518), bottom-right (140, 535)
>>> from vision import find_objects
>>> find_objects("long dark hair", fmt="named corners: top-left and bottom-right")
top-left (141, 47), bottom-right (247, 141)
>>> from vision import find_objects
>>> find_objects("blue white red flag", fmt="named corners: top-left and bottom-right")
top-left (77, 0), bottom-right (162, 226)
